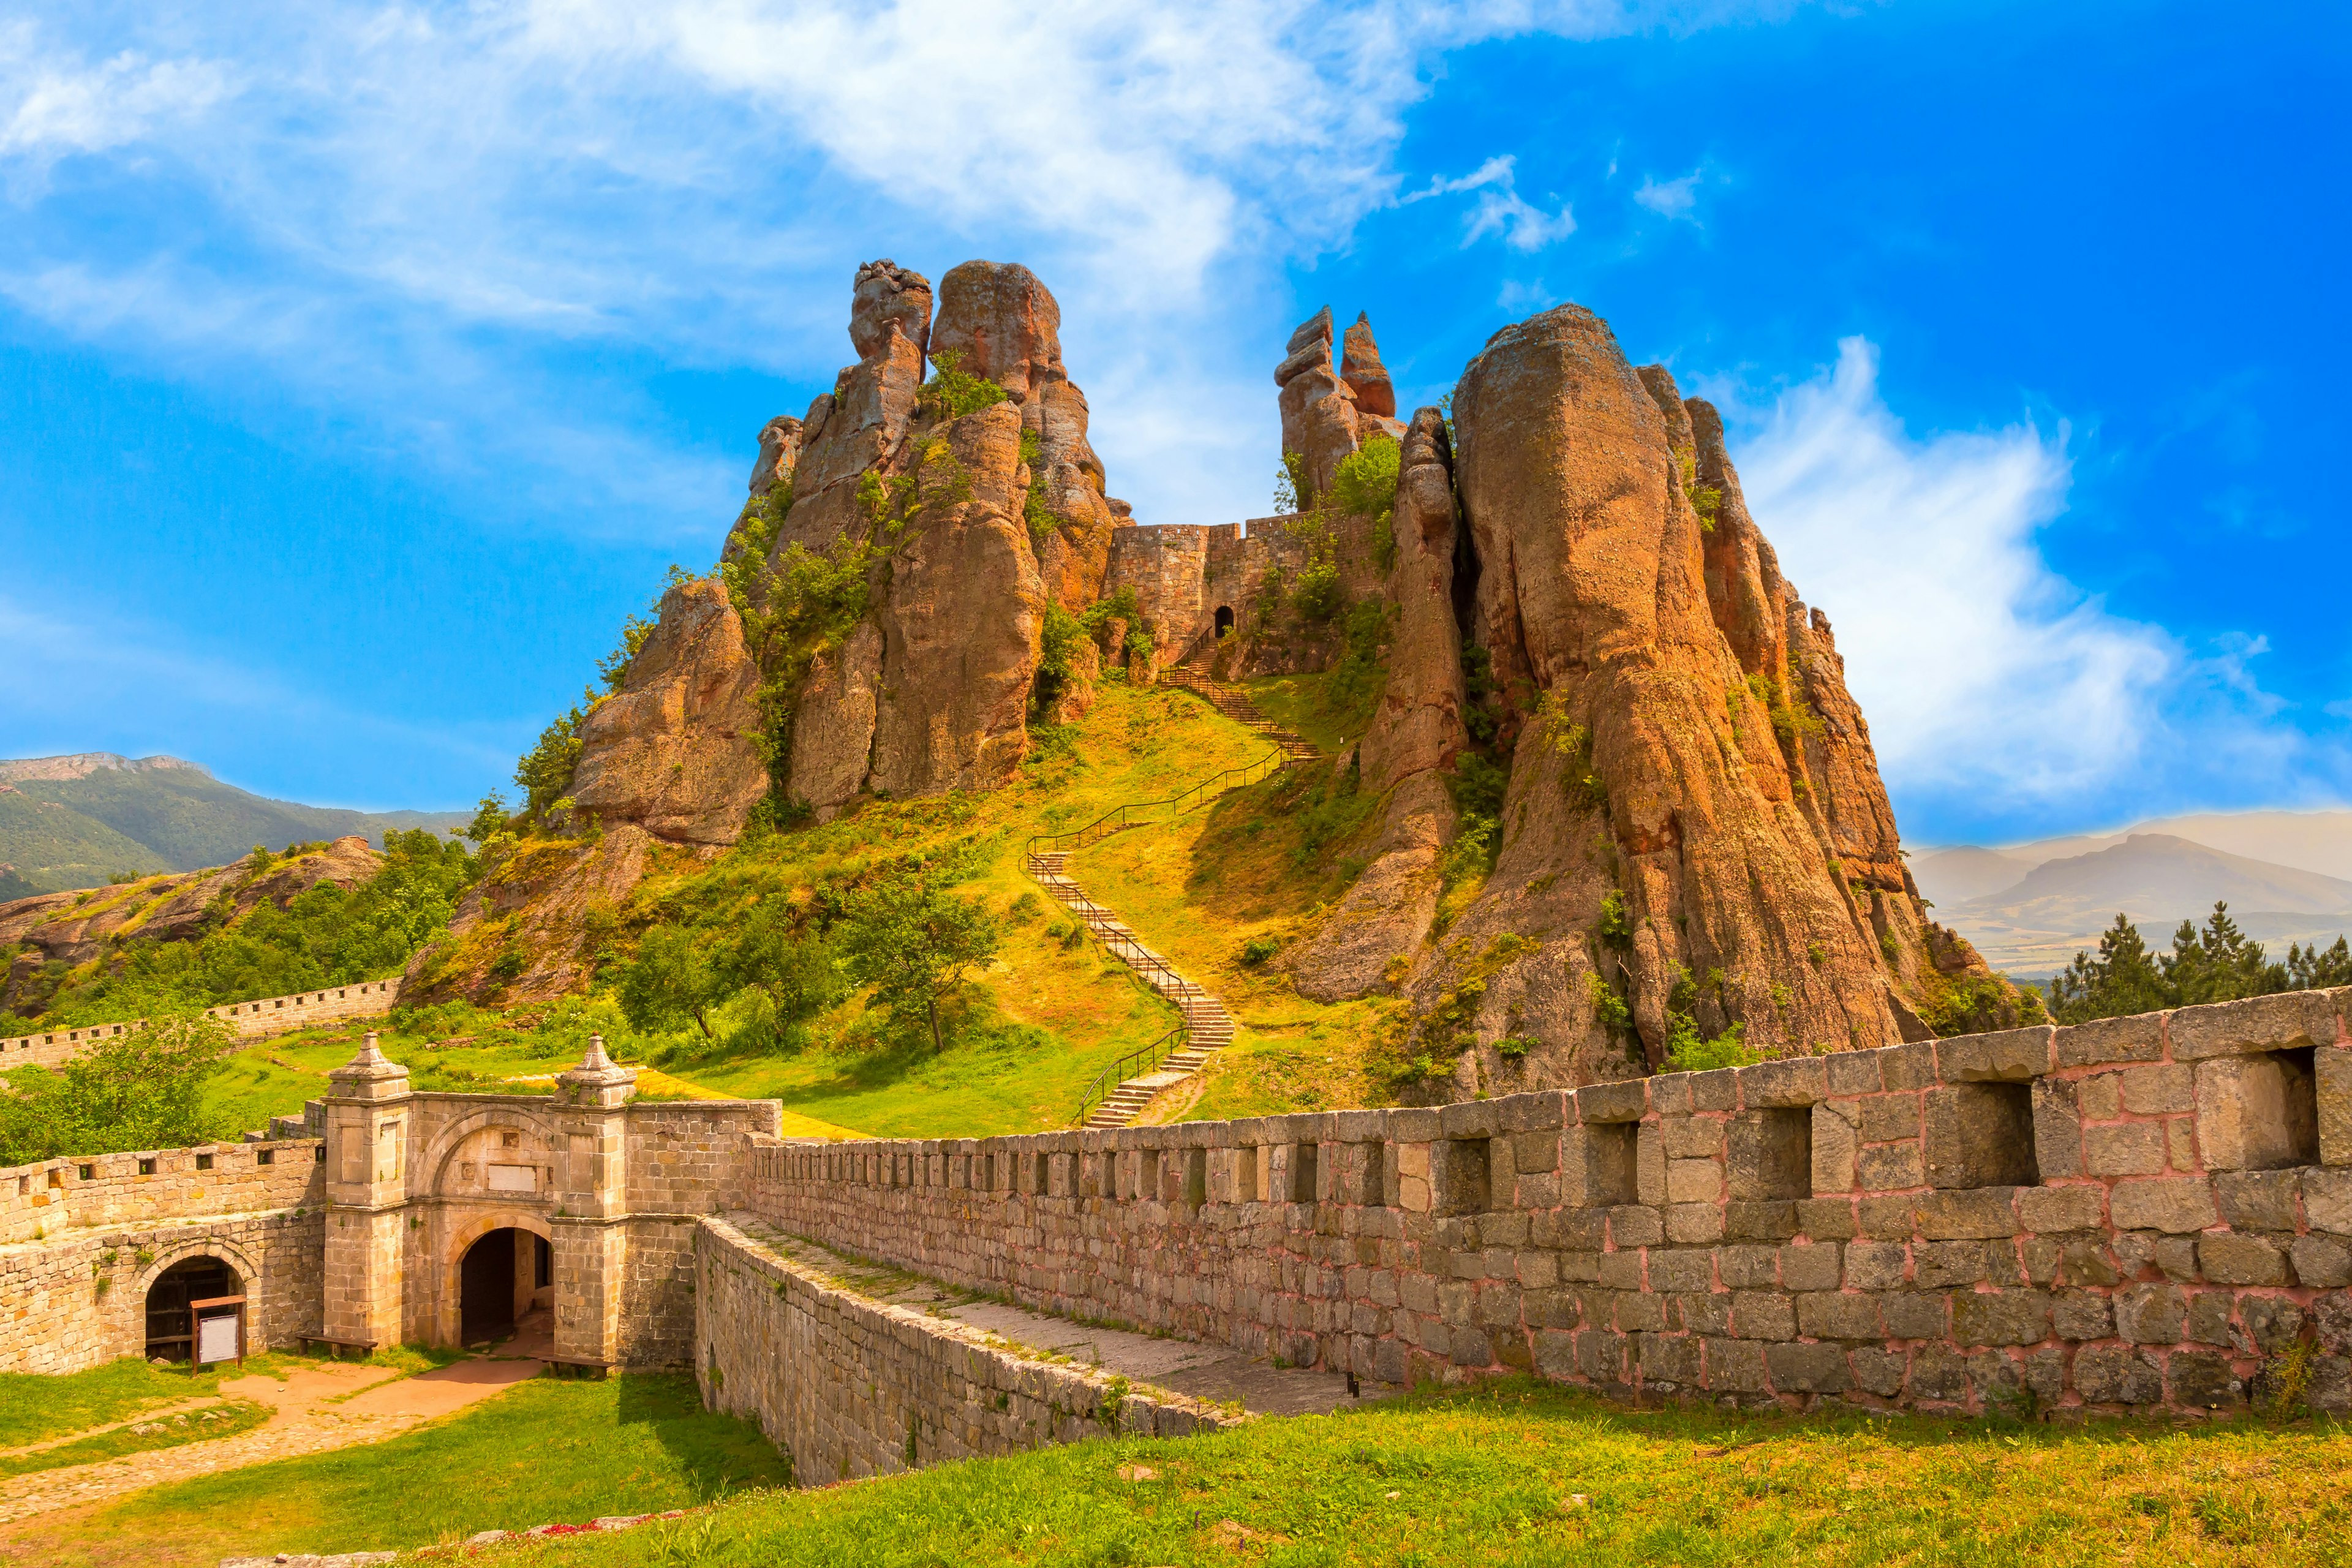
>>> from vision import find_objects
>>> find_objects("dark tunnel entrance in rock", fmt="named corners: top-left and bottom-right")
top-left (1214, 605), bottom-right (1235, 638)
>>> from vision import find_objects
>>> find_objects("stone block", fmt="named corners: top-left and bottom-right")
top-left (2168, 1350), bottom-right (2244, 1410)
top-left (1852, 1344), bottom-right (1907, 1395)
top-left (1951, 1289), bottom-right (2051, 1346)
top-left (1779, 1243), bottom-right (1842, 1292)
top-left (1717, 1244), bottom-right (1778, 1288)
top-left (1879, 1042), bottom-right (1939, 1091)
top-left (1738, 1058), bottom-right (1827, 1109)
top-left (1809, 1102), bottom-right (1858, 1196)
top-left (2052, 1289), bottom-right (2112, 1340)
top-left (1860, 1093), bottom-right (1922, 1143)
top-left (1913, 1240), bottom-right (2005, 1289)
top-left (1647, 1249), bottom-right (1713, 1294)
top-left (2199, 1233), bottom-right (2290, 1286)
top-left (1661, 1117), bottom-right (1721, 1159)
top-left (1909, 1343), bottom-right (1969, 1401)
top-left (1766, 1340), bottom-right (1852, 1392)
top-left (1858, 1142), bottom-right (1925, 1191)
top-left (2084, 1123), bottom-right (2166, 1177)
top-left (1724, 1201), bottom-right (1799, 1240)
top-left (1882, 1291), bottom-right (1947, 1340)
top-left (2242, 1295), bottom-right (2305, 1352)
top-left (2108, 1179), bottom-right (2216, 1234)
top-left (2214, 1169), bottom-right (2300, 1231)
top-left (1665, 1203), bottom-right (1726, 1245)
top-left (2054, 1012), bottom-right (2166, 1068)
top-left (2170, 990), bottom-right (2338, 1060)
top-left (1495, 1091), bottom-right (1567, 1133)
top-left (2119, 1064), bottom-right (2194, 1114)
top-left (1796, 1291), bottom-right (1882, 1340)
top-left (1575, 1328), bottom-right (1628, 1384)
top-left (2198, 1050), bottom-right (2320, 1172)
top-left (1439, 1101), bottom-right (1501, 1139)
top-left (1730, 1291), bottom-right (1795, 1340)
top-left (1673, 1067), bottom-right (1730, 1115)
top-left (1915, 1188), bottom-right (2021, 1240)
top-left (1937, 1026), bottom-right (2054, 1083)
top-left (1702, 1336), bottom-right (1769, 1393)
top-left (1533, 1329), bottom-right (1577, 1380)
top-left (2308, 1168), bottom-right (2352, 1233)
top-left (1607, 1206), bottom-right (1664, 1249)
top-left (1795, 1197), bottom-right (1858, 1240)
top-left (2031, 1077), bottom-right (2084, 1180)
top-left (2072, 1343), bottom-right (2165, 1405)
top-left (2058, 1237), bottom-right (2122, 1286)
top-left (1576, 1081), bottom-right (1647, 1125)
top-left (2309, 1044), bottom-right (2352, 1170)
top-left (2076, 1074), bottom-right (2122, 1121)
top-left (1615, 1292), bottom-right (1667, 1333)
top-left (1635, 1331), bottom-right (1702, 1386)
top-left (1666, 1157), bottom-right (1721, 1205)
top-left (2017, 1185), bottom-right (2103, 1234)
top-left (1924, 1084), bottom-right (2038, 1189)
top-left (1845, 1241), bottom-right (1909, 1290)
top-left (2113, 1282), bottom-right (2187, 1343)
top-left (1858, 1195), bottom-right (1918, 1239)
top-left (2293, 1235), bottom-right (2352, 1288)
top-left (1597, 1251), bottom-right (1644, 1291)
top-left (1828, 1050), bottom-right (1885, 1097)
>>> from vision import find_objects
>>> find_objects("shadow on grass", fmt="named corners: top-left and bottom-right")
top-left (614, 1373), bottom-right (788, 1499)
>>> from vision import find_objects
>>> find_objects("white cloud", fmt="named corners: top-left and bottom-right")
top-left (1634, 168), bottom-right (1700, 219)
top-left (1727, 337), bottom-right (2176, 810)
top-left (0, 24), bottom-right (232, 161)
top-left (1407, 153), bottom-right (1575, 251)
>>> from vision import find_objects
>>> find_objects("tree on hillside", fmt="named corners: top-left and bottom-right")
top-left (840, 876), bottom-right (1001, 1052)
top-left (514, 692), bottom-right (594, 826)
top-left (615, 925), bottom-right (725, 1039)
top-left (2049, 900), bottom-right (2345, 1024)
top-left (0, 1009), bottom-right (233, 1164)
top-left (720, 899), bottom-right (846, 1050)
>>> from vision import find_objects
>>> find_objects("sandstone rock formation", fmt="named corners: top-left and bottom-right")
top-left (1275, 306), bottom-right (1407, 501)
top-left (570, 576), bottom-right (769, 846)
top-left (1317, 303), bottom-right (2013, 1094)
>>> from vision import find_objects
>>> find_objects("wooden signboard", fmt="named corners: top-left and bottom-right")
top-left (190, 1294), bottom-right (247, 1370)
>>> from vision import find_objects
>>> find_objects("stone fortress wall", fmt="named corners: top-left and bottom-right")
top-left (693, 1215), bottom-right (1239, 1487)
top-left (1102, 509), bottom-right (1387, 677)
top-left (741, 989), bottom-right (2352, 1419)
top-left (0, 978), bottom-right (402, 1071)
top-left (0, 1137), bottom-right (326, 1374)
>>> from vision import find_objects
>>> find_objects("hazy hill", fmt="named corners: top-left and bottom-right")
top-left (1918, 821), bottom-right (2352, 978)
top-left (0, 753), bottom-right (466, 892)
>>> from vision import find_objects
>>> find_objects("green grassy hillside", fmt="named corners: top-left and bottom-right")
top-left (0, 758), bottom-right (466, 889)
top-left (0, 788), bottom-right (162, 889)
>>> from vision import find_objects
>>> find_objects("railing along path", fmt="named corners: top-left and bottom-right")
top-left (1033, 666), bottom-right (1319, 1128)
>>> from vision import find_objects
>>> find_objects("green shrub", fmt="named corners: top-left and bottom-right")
top-left (916, 350), bottom-right (1009, 420)
top-left (1665, 1019), bottom-right (1760, 1072)
top-left (1239, 937), bottom-right (1280, 967)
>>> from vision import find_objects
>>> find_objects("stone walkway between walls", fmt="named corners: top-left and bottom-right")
top-left (0, 1353), bottom-right (545, 1526)
top-left (731, 1216), bottom-right (1395, 1419)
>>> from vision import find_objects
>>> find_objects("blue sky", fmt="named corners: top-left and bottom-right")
top-left (0, 0), bottom-right (2343, 848)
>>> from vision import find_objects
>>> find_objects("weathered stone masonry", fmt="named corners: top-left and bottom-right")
top-left (744, 989), bottom-right (2352, 1418)
top-left (0, 978), bottom-right (401, 1070)
top-left (694, 1216), bottom-right (1238, 1486)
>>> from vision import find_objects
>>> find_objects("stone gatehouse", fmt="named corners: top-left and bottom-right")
top-left (12, 990), bottom-right (2352, 1471)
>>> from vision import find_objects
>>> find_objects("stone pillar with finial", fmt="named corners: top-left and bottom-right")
top-left (550, 1034), bottom-right (638, 1365)
top-left (322, 1031), bottom-right (412, 1351)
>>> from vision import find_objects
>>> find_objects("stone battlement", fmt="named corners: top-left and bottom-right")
top-left (740, 989), bottom-right (2352, 1419)
top-left (0, 979), bottom-right (401, 1070)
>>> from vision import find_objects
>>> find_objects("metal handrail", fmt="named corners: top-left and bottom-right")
top-left (1044, 883), bottom-right (1210, 1004)
top-left (1022, 743), bottom-right (1290, 861)
top-left (1074, 1025), bottom-right (1188, 1124)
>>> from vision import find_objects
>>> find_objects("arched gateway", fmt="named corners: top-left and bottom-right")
top-left (318, 1034), bottom-right (778, 1364)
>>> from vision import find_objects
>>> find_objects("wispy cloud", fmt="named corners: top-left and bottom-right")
top-left (1634, 167), bottom-right (1702, 220)
top-left (0, 22), bottom-right (232, 164)
top-left (1404, 153), bottom-right (1575, 251)
top-left (1724, 338), bottom-right (2344, 837)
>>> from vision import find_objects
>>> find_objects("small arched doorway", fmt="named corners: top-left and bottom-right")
top-left (146, 1256), bottom-right (239, 1362)
top-left (1213, 605), bottom-right (1235, 638)
top-left (458, 1227), bottom-right (549, 1346)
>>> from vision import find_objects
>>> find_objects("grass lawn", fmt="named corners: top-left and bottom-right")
top-left (0, 1355), bottom-right (296, 1449)
top-left (477, 1378), bottom-right (2352, 1567)
top-left (1240, 669), bottom-right (1376, 757)
top-left (0, 1400), bottom-right (268, 1478)
top-left (13, 1372), bottom-right (786, 1568)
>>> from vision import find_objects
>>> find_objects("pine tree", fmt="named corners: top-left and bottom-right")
top-left (2289, 935), bottom-right (2352, 990)
top-left (2048, 913), bottom-right (2170, 1023)
top-left (2161, 901), bottom-right (2285, 1006)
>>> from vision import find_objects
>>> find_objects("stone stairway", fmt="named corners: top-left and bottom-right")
top-left (1158, 668), bottom-right (1321, 763)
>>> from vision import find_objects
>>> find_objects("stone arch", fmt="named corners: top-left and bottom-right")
top-left (1214, 605), bottom-right (1235, 638)
top-left (136, 1238), bottom-right (260, 1361)
top-left (420, 1104), bottom-right (564, 1199)
top-left (437, 1208), bottom-right (553, 1348)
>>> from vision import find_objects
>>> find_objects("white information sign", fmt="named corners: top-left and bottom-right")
top-left (197, 1312), bottom-right (240, 1365)
top-left (487, 1164), bottom-right (537, 1193)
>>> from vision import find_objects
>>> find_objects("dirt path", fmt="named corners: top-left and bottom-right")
top-left (0, 1354), bottom-right (545, 1526)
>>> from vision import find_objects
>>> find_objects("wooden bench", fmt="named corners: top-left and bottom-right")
top-left (541, 1355), bottom-right (612, 1381)
top-left (297, 1335), bottom-right (378, 1361)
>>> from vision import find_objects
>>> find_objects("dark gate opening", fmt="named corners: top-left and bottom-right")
top-left (145, 1256), bottom-right (238, 1362)
top-left (459, 1228), bottom-right (521, 1346)
top-left (1213, 605), bottom-right (1235, 637)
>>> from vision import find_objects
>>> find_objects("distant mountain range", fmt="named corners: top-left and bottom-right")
top-left (1913, 810), bottom-right (2352, 978)
top-left (0, 753), bottom-right (467, 896)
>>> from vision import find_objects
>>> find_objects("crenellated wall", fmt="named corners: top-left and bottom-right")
top-left (0, 979), bottom-right (402, 1071)
top-left (0, 1139), bottom-right (327, 1373)
top-left (742, 990), bottom-right (2352, 1419)
top-left (1103, 512), bottom-right (1388, 676)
